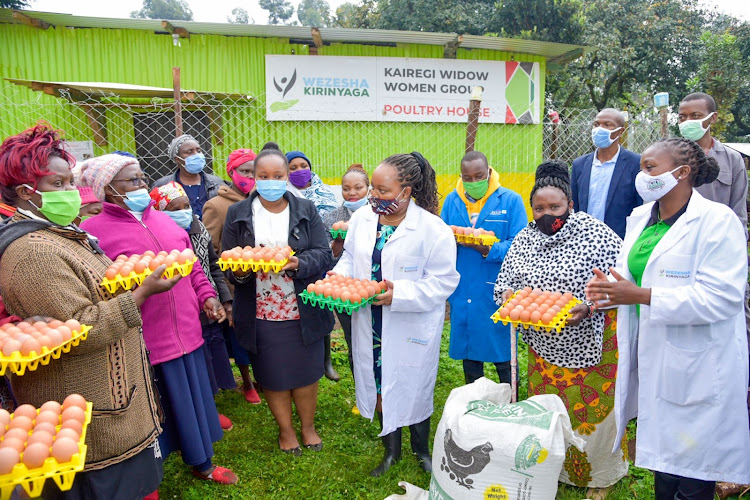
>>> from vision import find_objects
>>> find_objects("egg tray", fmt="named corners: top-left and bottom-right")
top-left (100, 258), bottom-right (197, 294)
top-left (453, 232), bottom-right (500, 246)
top-left (0, 326), bottom-right (91, 377)
top-left (0, 402), bottom-right (92, 500)
top-left (490, 291), bottom-right (581, 334)
top-left (299, 289), bottom-right (385, 314)
top-left (329, 228), bottom-right (347, 240)
top-left (218, 251), bottom-right (295, 274)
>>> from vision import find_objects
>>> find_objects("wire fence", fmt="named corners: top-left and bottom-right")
top-left (0, 82), bottom-right (666, 207)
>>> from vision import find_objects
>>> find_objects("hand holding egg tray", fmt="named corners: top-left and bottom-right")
top-left (449, 225), bottom-right (500, 246)
top-left (218, 245), bottom-right (294, 273)
top-left (0, 395), bottom-right (92, 499)
top-left (0, 320), bottom-right (90, 376)
top-left (330, 221), bottom-right (349, 240)
top-left (299, 275), bottom-right (387, 314)
top-left (100, 249), bottom-right (197, 294)
top-left (491, 288), bottom-right (581, 334)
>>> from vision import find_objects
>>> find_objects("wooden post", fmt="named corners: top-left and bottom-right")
top-left (549, 110), bottom-right (560, 159)
top-left (465, 86), bottom-right (483, 153)
top-left (172, 67), bottom-right (183, 138)
top-left (660, 107), bottom-right (668, 139)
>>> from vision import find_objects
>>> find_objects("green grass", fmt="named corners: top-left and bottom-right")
top-left (157, 324), bottom-right (731, 499)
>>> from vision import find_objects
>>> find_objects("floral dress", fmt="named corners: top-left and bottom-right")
top-left (371, 223), bottom-right (395, 394)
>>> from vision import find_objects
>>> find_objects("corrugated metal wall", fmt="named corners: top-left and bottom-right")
top-left (0, 22), bottom-right (545, 206)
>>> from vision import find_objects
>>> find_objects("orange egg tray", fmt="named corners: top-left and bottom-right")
top-left (0, 402), bottom-right (92, 500)
top-left (218, 251), bottom-right (295, 274)
top-left (0, 326), bottom-right (91, 377)
top-left (490, 291), bottom-right (581, 334)
top-left (100, 259), bottom-right (196, 294)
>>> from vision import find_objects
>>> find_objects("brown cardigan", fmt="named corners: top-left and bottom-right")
top-left (202, 184), bottom-right (246, 255)
top-left (0, 223), bottom-right (161, 471)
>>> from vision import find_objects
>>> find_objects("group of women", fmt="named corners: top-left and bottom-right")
top-left (0, 121), bottom-right (746, 500)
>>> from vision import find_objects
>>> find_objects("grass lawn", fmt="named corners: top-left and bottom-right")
top-left (158, 323), bottom-right (738, 499)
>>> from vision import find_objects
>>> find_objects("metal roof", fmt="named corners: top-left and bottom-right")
top-left (0, 8), bottom-right (589, 62)
top-left (725, 143), bottom-right (750, 157)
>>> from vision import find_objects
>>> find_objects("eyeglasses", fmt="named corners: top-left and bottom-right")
top-left (111, 176), bottom-right (150, 187)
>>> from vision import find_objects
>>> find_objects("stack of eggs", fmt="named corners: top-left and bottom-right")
top-left (331, 221), bottom-right (350, 232)
top-left (305, 275), bottom-right (386, 304)
top-left (497, 288), bottom-right (576, 326)
top-left (0, 320), bottom-right (82, 357)
top-left (104, 249), bottom-right (196, 280)
top-left (0, 394), bottom-right (88, 474)
top-left (449, 226), bottom-right (496, 238)
top-left (220, 245), bottom-right (292, 264)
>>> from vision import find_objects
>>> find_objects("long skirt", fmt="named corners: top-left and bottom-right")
top-left (154, 348), bottom-right (223, 468)
top-left (528, 310), bottom-right (628, 488)
top-left (202, 322), bottom-right (237, 393)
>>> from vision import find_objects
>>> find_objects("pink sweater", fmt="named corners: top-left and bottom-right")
top-left (81, 202), bottom-right (216, 365)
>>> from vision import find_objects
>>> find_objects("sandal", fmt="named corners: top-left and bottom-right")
top-left (278, 438), bottom-right (302, 457)
top-left (192, 466), bottom-right (238, 485)
top-left (304, 441), bottom-right (323, 452)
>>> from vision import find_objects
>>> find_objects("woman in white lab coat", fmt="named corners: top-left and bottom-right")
top-left (586, 137), bottom-right (750, 500)
top-left (332, 152), bottom-right (459, 477)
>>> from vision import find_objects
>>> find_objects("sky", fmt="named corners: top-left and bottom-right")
top-left (26, 0), bottom-right (750, 25)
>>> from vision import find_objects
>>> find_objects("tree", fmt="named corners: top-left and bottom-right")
top-left (297, 0), bottom-right (332, 27)
top-left (260, 0), bottom-right (294, 25)
top-left (228, 7), bottom-right (251, 24)
top-left (130, 0), bottom-right (194, 20)
top-left (0, 0), bottom-right (30, 8)
top-left (334, 1), bottom-right (377, 28)
top-left (488, 0), bottom-right (585, 44)
top-left (373, 0), bottom-right (494, 35)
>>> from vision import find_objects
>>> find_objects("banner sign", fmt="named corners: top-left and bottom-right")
top-left (265, 55), bottom-right (540, 124)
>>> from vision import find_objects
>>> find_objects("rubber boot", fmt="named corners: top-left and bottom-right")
top-left (371, 412), bottom-right (402, 477)
top-left (323, 334), bottom-right (340, 382)
top-left (409, 416), bottom-right (432, 473)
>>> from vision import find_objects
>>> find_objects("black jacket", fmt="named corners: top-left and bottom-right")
top-left (222, 192), bottom-right (334, 353)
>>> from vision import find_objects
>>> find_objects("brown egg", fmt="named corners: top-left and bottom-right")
top-left (0, 447), bottom-right (20, 474)
top-left (4, 428), bottom-right (29, 443)
top-left (37, 336), bottom-right (53, 351)
top-left (2, 339), bottom-right (21, 357)
top-left (22, 442), bottom-right (50, 469)
top-left (8, 416), bottom-right (32, 432)
top-left (27, 430), bottom-right (53, 448)
top-left (0, 438), bottom-right (25, 454)
top-left (0, 409), bottom-right (10, 428)
top-left (56, 326), bottom-right (72, 342)
top-left (54, 428), bottom-right (80, 442)
top-left (32, 322), bottom-right (47, 331)
top-left (20, 338), bottom-right (42, 356)
top-left (13, 404), bottom-right (37, 421)
top-left (45, 329), bottom-right (64, 348)
top-left (51, 437), bottom-right (79, 464)
top-left (34, 411), bottom-right (60, 427)
top-left (62, 394), bottom-right (87, 412)
top-left (61, 407), bottom-right (85, 425)
top-left (60, 419), bottom-right (83, 436)
top-left (64, 320), bottom-right (82, 334)
top-left (33, 422), bottom-right (57, 436)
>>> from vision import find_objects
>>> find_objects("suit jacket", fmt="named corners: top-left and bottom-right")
top-left (571, 147), bottom-right (642, 239)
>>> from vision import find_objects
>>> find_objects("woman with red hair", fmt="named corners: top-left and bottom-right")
top-left (0, 123), bottom-right (181, 499)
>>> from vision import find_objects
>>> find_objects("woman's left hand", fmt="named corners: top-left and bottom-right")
top-left (203, 297), bottom-right (227, 323)
top-left (585, 267), bottom-right (651, 308)
top-left (566, 304), bottom-right (589, 327)
top-left (459, 241), bottom-right (491, 257)
top-left (281, 255), bottom-right (299, 272)
top-left (373, 279), bottom-right (394, 306)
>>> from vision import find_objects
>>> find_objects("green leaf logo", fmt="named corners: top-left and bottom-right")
top-left (270, 99), bottom-right (299, 112)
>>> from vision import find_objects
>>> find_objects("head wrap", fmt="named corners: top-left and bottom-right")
top-left (77, 186), bottom-right (100, 206)
top-left (226, 149), bottom-right (257, 176)
top-left (77, 154), bottom-right (139, 201)
top-left (285, 151), bottom-right (312, 170)
top-left (168, 134), bottom-right (197, 161)
top-left (149, 181), bottom-right (187, 211)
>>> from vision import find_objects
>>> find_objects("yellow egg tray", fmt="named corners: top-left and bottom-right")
top-left (218, 251), bottom-right (295, 274)
top-left (490, 291), bottom-right (581, 334)
top-left (0, 326), bottom-right (91, 377)
top-left (453, 232), bottom-right (499, 246)
top-left (100, 258), bottom-right (196, 294)
top-left (0, 402), bottom-right (92, 500)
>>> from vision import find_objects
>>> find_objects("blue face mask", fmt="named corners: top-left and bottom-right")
top-left (110, 186), bottom-right (152, 213)
top-left (256, 180), bottom-right (287, 202)
top-left (343, 197), bottom-right (368, 211)
top-left (184, 153), bottom-right (206, 174)
top-left (166, 208), bottom-right (193, 229)
top-left (591, 126), bottom-right (622, 149)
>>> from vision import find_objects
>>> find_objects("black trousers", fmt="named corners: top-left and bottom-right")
top-left (654, 471), bottom-right (715, 500)
top-left (463, 359), bottom-right (512, 385)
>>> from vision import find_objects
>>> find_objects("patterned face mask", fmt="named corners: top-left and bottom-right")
top-left (368, 187), bottom-right (406, 215)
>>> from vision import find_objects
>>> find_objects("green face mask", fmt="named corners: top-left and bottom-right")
top-left (678, 112), bottom-right (715, 141)
top-left (463, 168), bottom-right (491, 200)
top-left (25, 185), bottom-right (82, 226)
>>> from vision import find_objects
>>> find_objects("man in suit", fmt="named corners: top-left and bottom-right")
top-left (570, 108), bottom-right (642, 239)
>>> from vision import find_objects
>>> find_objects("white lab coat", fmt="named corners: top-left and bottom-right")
top-left (333, 201), bottom-right (459, 436)
top-left (612, 191), bottom-right (750, 483)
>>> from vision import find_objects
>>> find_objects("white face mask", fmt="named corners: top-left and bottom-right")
top-left (634, 165), bottom-right (686, 203)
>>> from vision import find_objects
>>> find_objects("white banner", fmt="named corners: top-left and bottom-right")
top-left (265, 55), bottom-right (540, 124)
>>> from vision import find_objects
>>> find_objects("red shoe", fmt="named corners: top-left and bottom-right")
top-left (244, 387), bottom-right (261, 405)
top-left (218, 413), bottom-right (233, 431)
top-left (143, 491), bottom-right (159, 500)
top-left (192, 465), bottom-right (238, 485)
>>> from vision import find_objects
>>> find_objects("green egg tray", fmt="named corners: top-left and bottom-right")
top-left (329, 228), bottom-right (347, 239)
top-left (299, 289), bottom-right (385, 314)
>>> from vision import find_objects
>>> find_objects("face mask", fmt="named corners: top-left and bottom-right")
top-left (24, 185), bottom-right (81, 226)
top-left (109, 185), bottom-right (152, 213)
top-left (464, 168), bottom-right (490, 200)
top-left (166, 208), bottom-right (194, 230)
top-left (368, 188), bottom-right (406, 216)
top-left (343, 197), bottom-right (368, 211)
top-left (256, 180), bottom-right (287, 202)
top-left (679, 112), bottom-right (715, 141)
top-left (591, 126), bottom-right (622, 149)
top-left (535, 210), bottom-right (570, 236)
top-left (232, 170), bottom-right (255, 194)
top-left (80, 215), bottom-right (93, 222)
top-left (183, 153), bottom-right (206, 174)
top-left (634, 166), bottom-right (685, 203)
top-left (289, 169), bottom-right (312, 188)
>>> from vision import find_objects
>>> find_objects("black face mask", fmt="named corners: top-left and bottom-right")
top-left (535, 210), bottom-right (570, 236)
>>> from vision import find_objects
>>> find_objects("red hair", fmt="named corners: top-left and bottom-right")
top-left (0, 123), bottom-right (75, 206)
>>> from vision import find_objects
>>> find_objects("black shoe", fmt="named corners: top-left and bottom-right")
top-left (409, 417), bottom-right (432, 473)
top-left (370, 412), bottom-right (402, 477)
top-left (323, 334), bottom-right (340, 382)
top-left (278, 439), bottom-right (302, 457)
